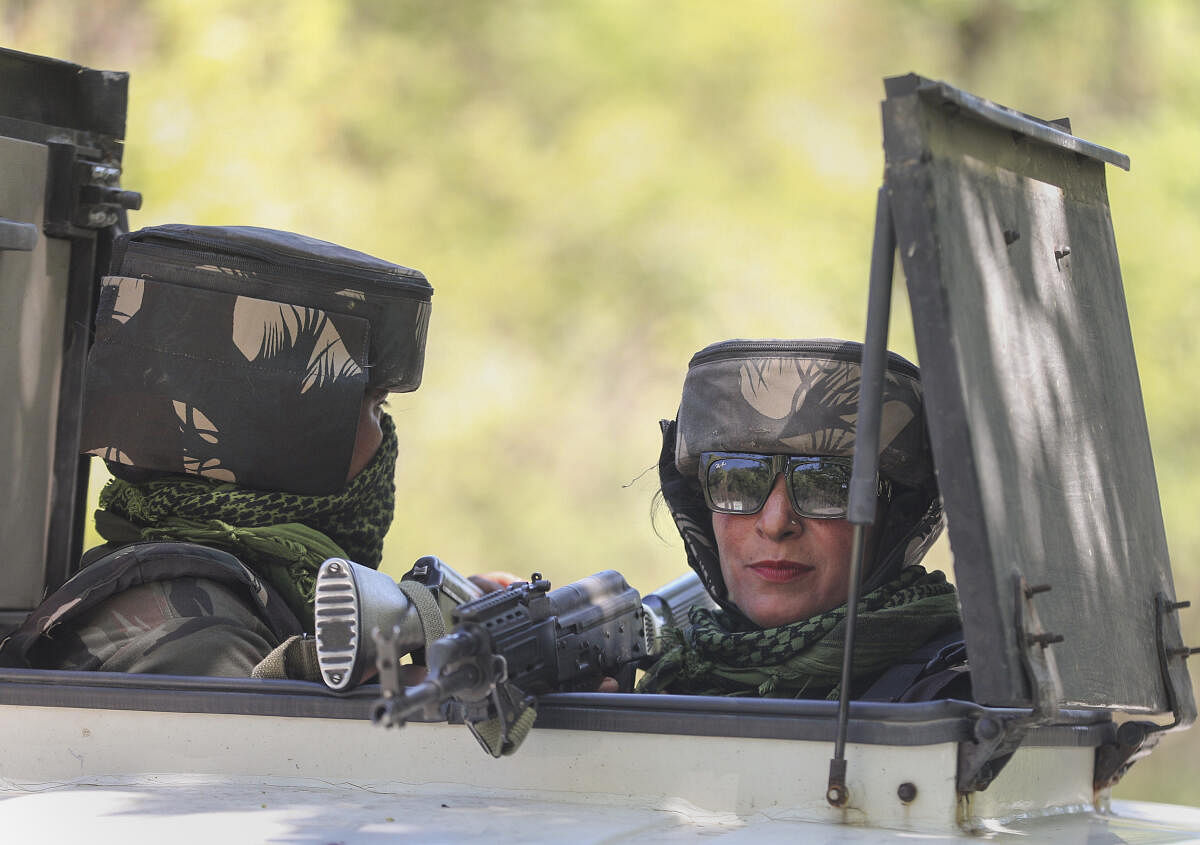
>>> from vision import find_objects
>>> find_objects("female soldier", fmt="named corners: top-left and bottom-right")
top-left (638, 339), bottom-right (969, 701)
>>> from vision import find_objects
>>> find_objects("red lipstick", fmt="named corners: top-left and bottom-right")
top-left (748, 560), bottom-right (813, 583)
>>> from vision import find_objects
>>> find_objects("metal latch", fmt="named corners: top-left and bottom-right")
top-left (1155, 593), bottom-right (1198, 731)
top-left (1013, 574), bottom-right (1064, 720)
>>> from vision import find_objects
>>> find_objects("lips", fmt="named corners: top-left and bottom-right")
top-left (747, 560), bottom-right (814, 583)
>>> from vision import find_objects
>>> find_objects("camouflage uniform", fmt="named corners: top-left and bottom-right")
top-left (0, 225), bottom-right (428, 677)
top-left (3, 543), bottom-right (303, 676)
top-left (56, 579), bottom-right (280, 675)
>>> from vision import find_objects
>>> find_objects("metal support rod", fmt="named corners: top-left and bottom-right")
top-left (827, 184), bottom-right (896, 808)
top-left (848, 185), bottom-right (896, 527)
top-left (830, 525), bottom-right (868, 756)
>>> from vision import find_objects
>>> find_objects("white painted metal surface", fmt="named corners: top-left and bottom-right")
top-left (3, 702), bottom-right (1197, 842)
top-left (4, 777), bottom-right (1199, 844)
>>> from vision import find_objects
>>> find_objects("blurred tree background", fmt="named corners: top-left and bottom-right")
top-left (5, 0), bottom-right (1199, 806)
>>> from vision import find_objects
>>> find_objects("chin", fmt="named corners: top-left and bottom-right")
top-left (748, 607), bottom-right (811, 628)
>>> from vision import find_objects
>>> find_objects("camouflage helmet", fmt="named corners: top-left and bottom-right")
top-left (79, 225), bottom-right (432, 496)
top-left (659, 339), bottom-right (944, 616)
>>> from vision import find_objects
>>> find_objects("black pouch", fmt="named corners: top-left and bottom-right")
top-left (80, 225), bottom-right (432, 494)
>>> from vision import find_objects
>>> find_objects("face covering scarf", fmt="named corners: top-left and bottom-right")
top-left (92, 414), bottom-right (398, 630)
top-left (636, 565), bottom-right (961, 699)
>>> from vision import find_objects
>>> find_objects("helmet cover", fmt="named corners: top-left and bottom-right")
top-left (80, 225), bottom-right (431, 495)
top-left (660, 338), bottom-right (944, 616)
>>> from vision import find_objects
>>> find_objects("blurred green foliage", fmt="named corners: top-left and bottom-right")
top-left (6, 0), bottom-right (1200, 806)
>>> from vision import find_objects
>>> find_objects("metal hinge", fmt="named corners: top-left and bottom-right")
top-left (1094, 719), bottom-right (1162, 792)
top-left (1093, 593), bottom-right (1195, 791)
top-left (957, 572), bottom-right (1064, 793)
top-left (43, 141), bottom-right (141, 238)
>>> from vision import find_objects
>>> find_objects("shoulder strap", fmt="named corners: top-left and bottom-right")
top-left (251, 634), bottom-right (321, 681)
top-left (0, 541), bottom-right (303, 669)
top-left (858, 627), bottom-right (966, 702)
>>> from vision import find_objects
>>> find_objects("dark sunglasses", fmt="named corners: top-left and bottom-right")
top-left (698, 452), bottom-right (890, 519)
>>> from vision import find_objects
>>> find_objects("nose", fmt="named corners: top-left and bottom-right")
top-left (756, 474), bottom-right (802, 540)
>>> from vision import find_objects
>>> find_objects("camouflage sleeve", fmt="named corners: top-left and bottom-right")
top-left (30, 577), bottom-right (281, 677)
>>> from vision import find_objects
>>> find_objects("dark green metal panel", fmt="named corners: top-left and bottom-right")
top-left (0, 48), bottom-right (134, 630)
top-left (0, 137), bottom-right (70, 612)
top-left (882, 75), bottom-right (1193, 718)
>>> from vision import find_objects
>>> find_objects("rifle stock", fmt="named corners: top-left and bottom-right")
top-left (314, 555), bottom-right (482, 690)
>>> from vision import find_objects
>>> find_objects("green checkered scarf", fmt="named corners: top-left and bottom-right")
top-left (637, 566), bottom-right (960, 698)
top-left (92, 414), bottom-right (398, 630)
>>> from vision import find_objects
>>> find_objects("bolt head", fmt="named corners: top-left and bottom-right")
top-left (975, 717), bottom-right (1002, 741)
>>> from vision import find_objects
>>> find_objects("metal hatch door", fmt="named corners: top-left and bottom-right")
top-left (0, 48), bottom-right (139, 632)
top-left (882, 74), bottom-right (1194, 719)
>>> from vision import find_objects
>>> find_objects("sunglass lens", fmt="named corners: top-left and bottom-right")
top-left (788, 459), bottom-right (851, 517)
top-left (705, 456), bottom-right (772, 513)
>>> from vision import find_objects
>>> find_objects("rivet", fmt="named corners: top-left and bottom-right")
top-left (974, 717), bottom-right (1002, 742)
top-left (897, 782), bottom-right (918, 803)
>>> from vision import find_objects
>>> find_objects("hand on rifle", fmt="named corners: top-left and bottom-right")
top-left (468, 571), bottom-right (522, 593)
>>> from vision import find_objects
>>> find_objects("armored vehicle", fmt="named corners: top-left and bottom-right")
top-left (1, 47), bottom-right (1198, 841)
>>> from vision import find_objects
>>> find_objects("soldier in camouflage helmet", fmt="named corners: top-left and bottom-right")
top-left (638, 339), bottom-right (969, 701)
top-left (0, 225), bottom-right (432, 677)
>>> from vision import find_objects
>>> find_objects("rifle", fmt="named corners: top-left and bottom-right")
top-left (370, 568), bottom-right (715, 756)
top-left (313, 555), bottom-right (483, 690)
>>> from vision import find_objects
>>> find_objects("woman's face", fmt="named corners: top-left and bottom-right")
top-left (712, 474), bottom-right (856, 628)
